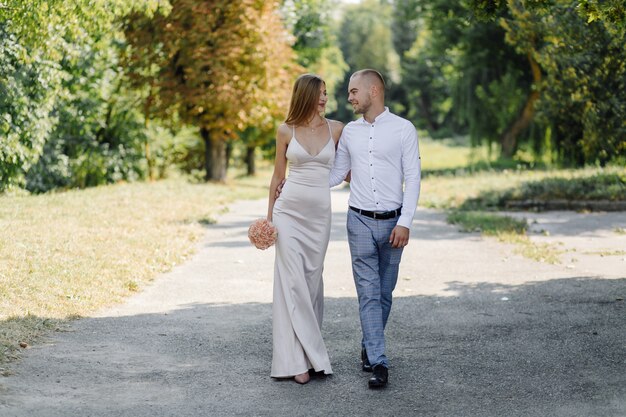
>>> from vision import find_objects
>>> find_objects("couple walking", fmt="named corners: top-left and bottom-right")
top-left (266, 69), bottom-right (421, 388)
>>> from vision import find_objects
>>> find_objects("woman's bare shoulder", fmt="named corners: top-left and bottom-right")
top-left (276, 123), bottom-right (293, 142)
top-left (326, 119), bottom-right (344, 141)
top-left (326, 118), bottom-right (344, 127)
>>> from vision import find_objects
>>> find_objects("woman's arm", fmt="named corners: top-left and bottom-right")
top-left (267, 124), bottom-right (290, 221)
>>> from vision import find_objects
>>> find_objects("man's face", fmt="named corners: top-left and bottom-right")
top-left (347, 76), bottom-right (371, 115)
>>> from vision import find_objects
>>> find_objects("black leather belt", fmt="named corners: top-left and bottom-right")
top-left (349, 206), bottom-right (401, 220)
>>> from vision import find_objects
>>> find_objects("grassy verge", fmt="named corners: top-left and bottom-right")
top-left (0, 168), bottom-right (272, 370)
top-left (420, 167), bottom-right (625, 210)
top-left (420, 139), bottom-right (623, 264)
top-left (446, 211), bottom-right (528, 235)
top-left (446, 211), bottom-right (562, 264)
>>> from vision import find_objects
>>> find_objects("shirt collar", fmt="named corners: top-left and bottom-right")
top-left (359, 107), bottom-right (390, 124)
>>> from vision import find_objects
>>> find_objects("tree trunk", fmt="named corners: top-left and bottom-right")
top-left (225, 141), bottom-right (233, 171)
top-left (499, 52), bottom-right (542, 157)
top-left (418, 95), bottom-right (439, 132)
top-left (201, 128), bottom-right (227, 181)
top-left (143, 86), bottom-right (155, 181)
top-left (246, 145), bottom-right (256, 176)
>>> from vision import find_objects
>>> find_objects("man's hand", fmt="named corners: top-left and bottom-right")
top-left (389, 225), bottom-right (409, 248)
top-left (275, 179), bottom-right (286, 200)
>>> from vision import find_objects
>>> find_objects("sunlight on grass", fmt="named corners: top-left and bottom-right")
top-left (447, 211), bottom-right (528, 235)
top-left (421, 167), bottom-right (624, 210)
top-left (582, 250), bottom-right (626, 257)
top-left (447, 211), bottom-right (562, 264)
top-left (0, 168), bottom-right (272, 365)
top-left (421, 170), bottom-right (528, 209)
top-left (419, 137), bottom-right (495, 172)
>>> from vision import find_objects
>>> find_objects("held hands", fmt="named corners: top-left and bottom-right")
top-left (389, 225), bottom-right (409, 248)
top-left (275, 179), bottom-right (286, 200)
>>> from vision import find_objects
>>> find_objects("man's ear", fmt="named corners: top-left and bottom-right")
top-left (370, 84), bottom-right (380, 98)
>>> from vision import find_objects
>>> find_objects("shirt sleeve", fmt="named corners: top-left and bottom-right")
top-left (329, 129), bottom-right (351, 187)
top-left (397, 122), bottom-right (421, 229)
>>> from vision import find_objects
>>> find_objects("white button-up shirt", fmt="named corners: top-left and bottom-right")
top-left (329, 107), bottom-right (421, 229)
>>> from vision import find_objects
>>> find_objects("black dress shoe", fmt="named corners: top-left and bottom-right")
top-left (361, 348), bottom-right (373, 372)
top-left (368, 364), bottom-right (388, 388)
top-left (308, 369), bottom-right (327, 378)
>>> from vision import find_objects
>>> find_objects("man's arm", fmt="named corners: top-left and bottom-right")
top-left (397, 122), bottom-right (421, 230)
top-left (329, 130), bottom-right (351, 187)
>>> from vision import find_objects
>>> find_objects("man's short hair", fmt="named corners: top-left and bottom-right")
top-left (352, 69), bottom-right (385, 90)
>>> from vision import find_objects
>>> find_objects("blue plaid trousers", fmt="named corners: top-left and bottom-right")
top-left (347, 209), bottom-right (404, 368)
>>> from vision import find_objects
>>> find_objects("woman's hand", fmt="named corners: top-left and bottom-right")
top-left (275, 178), bottom-right (286, 199)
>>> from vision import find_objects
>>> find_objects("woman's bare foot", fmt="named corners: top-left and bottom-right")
top-left (294, 372), bottom-right (310, 384)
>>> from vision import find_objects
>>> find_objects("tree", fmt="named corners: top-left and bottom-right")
top-left (466, 0), bottom-right (626, 165)
top-left (125, 0), bottom-right (298, 181)
top-left (399, 0), bottom-right (530, 151)
top-left (498, 0), bottom-right (626, 165)
top-left (0, 0), bottom-right (163, 191)
top-left (334, 0), bottom-right (401, 121)
top-left (280, 0), bottom-right (332, 68)
top-left (279, 0), bottom-right (347, 114)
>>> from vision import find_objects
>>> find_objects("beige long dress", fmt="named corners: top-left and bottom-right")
top-left (270, 122), bottom-right (334, 377)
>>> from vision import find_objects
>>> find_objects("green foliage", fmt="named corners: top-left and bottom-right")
top-left (27, 34), bottom-right (152, 192)
top-left (308, 44), bottom-right (349, 114)
top-left (398, 0), bottom-right (533, 152)
top-left (0, 25), bottom-right (60, 190)
top-left (0, 0), bottom-right (166, 192)
top-left (338, 0), bottom-right (401, 79)
top-left (391, 0), bottom-right (421, 56)
top-left (404, 0), bottom-right (625, 166)
top-left (526, 3), bottom-right (626, 166)
top-left (500, 171), bottom-right (626, 202)
top-left (149, 125), bottom-right (205, 176)
top-left (332, 0), bottom-right (401, 121)
top-left (280, 0), bottom-right (334, 68)
top-left (460, 169), bottom-right (626, 210)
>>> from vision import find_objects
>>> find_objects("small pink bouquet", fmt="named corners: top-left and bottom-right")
top-left (248, 218), bottom-right (277, 250)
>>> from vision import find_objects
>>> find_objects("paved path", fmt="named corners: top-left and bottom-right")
top-left (1, 189), bottom-right (625, 416)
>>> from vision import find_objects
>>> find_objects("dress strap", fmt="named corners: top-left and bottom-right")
top-left (325, 119), bottom-right (332, 139)
top-left (292, 124), bottom-right (295, 137)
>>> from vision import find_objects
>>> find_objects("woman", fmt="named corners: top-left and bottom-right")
top-left (266, 74), bottom-right (343, 384)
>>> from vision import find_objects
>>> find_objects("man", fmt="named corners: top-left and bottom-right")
top-left (329, 69), bottom-right (421, 389)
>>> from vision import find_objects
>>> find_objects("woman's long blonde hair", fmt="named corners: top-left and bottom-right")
top-left (284, 74), bottom-right (325, 127)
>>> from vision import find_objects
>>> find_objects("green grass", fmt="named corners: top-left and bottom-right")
top-left (421, 167), bottom-right (625, 211)
top-left (419, 136), bottom-right (625, 211)
top-left (583, 250), bottom-right (626, 257)
top-left (446, 211), bottom-right (561, 264)
top-left (0, 167), bottom-right (272, 369)
top-left (446, 211), bottom-right (528, 235)
top-left (422, 139), bottom-right (623, 265)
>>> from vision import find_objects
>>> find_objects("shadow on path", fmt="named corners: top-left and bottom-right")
top-left (2, 277), bottom-right (624, 417)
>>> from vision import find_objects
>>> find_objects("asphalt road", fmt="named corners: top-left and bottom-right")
top-left (1, 188), bottom-right (624, 416)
